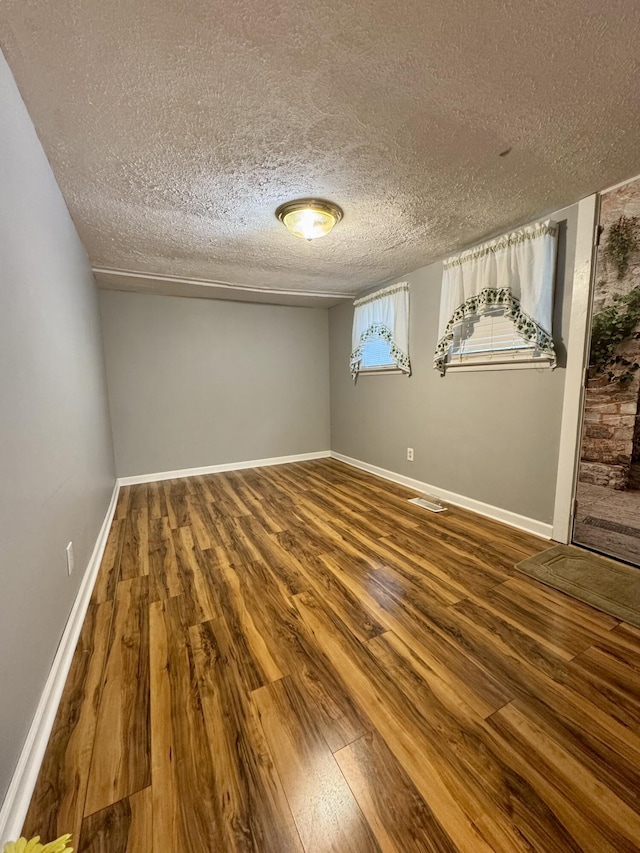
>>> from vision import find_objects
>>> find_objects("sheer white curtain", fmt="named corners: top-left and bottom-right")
top-left (434, 220), bottom-right (558, 373)
top-left (350, 282), bottom-right (410, 378)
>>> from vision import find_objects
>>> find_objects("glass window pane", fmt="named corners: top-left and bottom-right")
top-left (362, 335), bottom-right (395, 368)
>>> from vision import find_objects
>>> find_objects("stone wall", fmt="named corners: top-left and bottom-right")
top-left (579, 177), bottom-right (640, 490)
top-left (580, 372), bottom-right (640, 488)
top-left (593, 180), bottom-right (640, 313)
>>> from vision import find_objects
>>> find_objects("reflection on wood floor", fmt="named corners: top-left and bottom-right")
top-left (23, 459), bottom-right (640, 851)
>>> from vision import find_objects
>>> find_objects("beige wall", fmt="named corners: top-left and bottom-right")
top-left (0, 51), bottom-right (116, 802)
top-left (329, 204), bottom-right (578, 524)
top-left (100, 291), bottom-right (330, 477)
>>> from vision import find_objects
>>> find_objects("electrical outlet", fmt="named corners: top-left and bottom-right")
top-left (407, 447), bottom-right (414, 462)
top-left (66, 541), bottom-right (75, 576)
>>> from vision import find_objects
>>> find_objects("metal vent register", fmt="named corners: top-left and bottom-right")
top-left (408, 495), bottom-right (447, 513)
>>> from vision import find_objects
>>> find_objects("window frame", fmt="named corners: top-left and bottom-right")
top-left (357, 366), bottom-right (408, 376)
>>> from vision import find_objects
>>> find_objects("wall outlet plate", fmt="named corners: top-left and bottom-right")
top-left (66, 541), bottom-right (75, 576)
top-left (407, 447), bottom-right (414, 461)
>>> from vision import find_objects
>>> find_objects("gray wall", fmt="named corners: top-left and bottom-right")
top-left (0, 52), bottom-right (115, 801)
top-left (330, 204), bottom-right (578, 524)
top-left (100, 291), bottom-right (330, 477)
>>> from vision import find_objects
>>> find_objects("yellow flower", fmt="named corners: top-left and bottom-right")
top-left (3, 835), bottom-right (72, 853)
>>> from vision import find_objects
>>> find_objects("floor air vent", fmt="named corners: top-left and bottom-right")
top-left (409, 495), bottom-right (447, 513)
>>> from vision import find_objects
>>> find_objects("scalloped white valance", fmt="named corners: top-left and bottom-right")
top-left (434, 220), bottom-right (559, 373)
top-left (350, 282), bottom-right (410, 378)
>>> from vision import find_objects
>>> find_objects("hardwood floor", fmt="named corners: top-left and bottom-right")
top-left (22, 459), bottom-right (640, 852)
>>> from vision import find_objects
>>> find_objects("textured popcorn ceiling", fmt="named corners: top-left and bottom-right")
top-left (1, 0), bottom-right (640, 300)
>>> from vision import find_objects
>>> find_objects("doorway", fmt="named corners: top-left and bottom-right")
top-left (573, 177), bottom-right (640, 565)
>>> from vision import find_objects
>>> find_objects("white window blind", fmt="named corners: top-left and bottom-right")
top-left (447, 307), bottom-right (552, 368)
top-left (360, 335), bottom-right (396, 370)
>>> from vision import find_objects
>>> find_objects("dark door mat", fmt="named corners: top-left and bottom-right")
top-left (582, 516), bottom-right (640, 538)
top-left (516, 544), bottom-right (640, 628)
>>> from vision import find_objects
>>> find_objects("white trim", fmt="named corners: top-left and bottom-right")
top-left (0, 481), bottom-right (120, 846)
top-left (552, 194), bottom-right (598, 544)
top-left (357, 368), bottom-right (407, 376)
top-left (92, 267), bottom-right (353, 301)
top-left (117, 451), bottom-right (332, 486)
top-left (330, 452), bottom-right (553, 539)
top-left (445, 357), bottom-right (553, 372)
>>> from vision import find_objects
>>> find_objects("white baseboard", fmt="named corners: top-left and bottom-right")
top-left (0, 481), bottom-right (120, 845)
top-left (330, 452), bottom-right (553, 539)
top-left (117, 450), bottom-right (332, 486)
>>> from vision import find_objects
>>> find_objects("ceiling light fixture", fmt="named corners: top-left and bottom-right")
top-left (276, 198), bottom-right (343, 240)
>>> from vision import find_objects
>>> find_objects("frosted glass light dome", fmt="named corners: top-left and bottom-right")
top-left (276, 199), bottom-right (343, 240)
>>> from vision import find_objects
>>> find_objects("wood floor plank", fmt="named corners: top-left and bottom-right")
top-left (476, 581), bottom-right (617, 659)
top-left (171, 525), bottom-right (221, 624)
top-left (184, 494), bottom-right (215, 550)
top-left (115, 486), bottom-right (131, 520)
top-left (365, 632), bottom-right (585, 852)
top-left (148, 480), bottom-right (167, 520)
top-left (78, 798), bottom-right (131, 853)
top-left (292, 493), bottom-right (396, 542)
top-left (492, 692), bottom-right (640, 816)
top-left (205, 473), bottom-right (252, 516)
top-left (84, 577), bottom-right (150, 815)
top-left (293, 591), bottom-right (499, 853)
top-left (382, 529), bottom-right (511, 594)
top-left (149, 596), bottom-right (224, 851)
top-left (24, 459), bottom-right (640, 852)
top-left (217, 514), bottom-right (273, 567)
top-left (236, 493), bottom-right (287, 533)
top-left (574, 643), bottom-right (640, 719)
top-left (162, 481), bottom-right (190, 529)
top-left (334, 731), bottom-right (458, 853)
top-left (190, 619), bottom-right (304, 852)
top-left (318, 550), bottom-right (513, 718)
top-left (225, 526), bottom-right (309, 596)
top-left (328, 594), bottom-right (593, 853)
top-left (489, 701), bottom-right (640, 851)
top-left (129, 484), bottom-right (148, 511)
top-left (209, 560), bottom-right (285, 688)
top-left (484, 706), bottom-right (623, 853)
top-left (22, 602), bottom-right (114, 846)
top-left (148, 515), bottom-right (183, 603)
top-left (77, 787), bottom-right (152, 853)
top-left (319, 528), bottom-right (467, 607)
top-left (504, 575), bottom-right (620, 634)
top-left (187, 474), bottom-right (216, 503)
top-left (253, 677), bottom-right (381, 853)
top-left (119, 508), bottom-right (149, 580)
top-left (449, 595), bottom-right (640, 760)
top-left (223, 468), bottom-right (269, 506)
top-left (224, 556), bottom-right (371, 752)
top-left (126, 787), bottom-right (153, 852)
top-left (90, 518), bottom-right (126, 604)
top-left (283, 551), bottom-right (387, 644)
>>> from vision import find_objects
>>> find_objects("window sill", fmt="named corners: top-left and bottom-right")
top-left (357, 368), bottom-right (408, 376)
top-left (444, 357), bottom-right (553, 373)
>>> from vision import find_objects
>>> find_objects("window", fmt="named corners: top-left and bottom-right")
top-left (359, 335), bottom-right (399, 373)
top-left (350, 282), bottom-right (411, 379)
top-left (445, 307), bottom-right (554, 371)
top-left (434, 219), bottom-right (558, 375)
